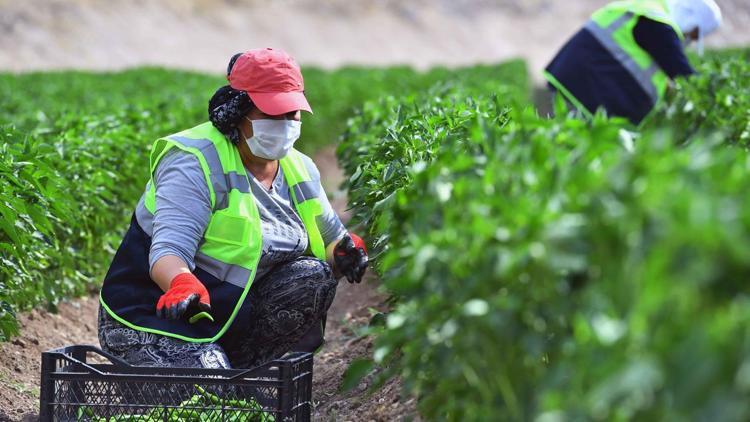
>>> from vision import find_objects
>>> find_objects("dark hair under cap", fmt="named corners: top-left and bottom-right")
top-left (227, 52), bottom-right (242, 77)
top-left (208, 53), bottom-right (254, 145)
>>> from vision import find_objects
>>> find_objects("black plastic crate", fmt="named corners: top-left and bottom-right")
top-left (39, 345), bottom-right (312, 421)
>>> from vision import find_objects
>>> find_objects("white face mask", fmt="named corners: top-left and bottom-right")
top-left (244, 118), bottom-right (301, 160)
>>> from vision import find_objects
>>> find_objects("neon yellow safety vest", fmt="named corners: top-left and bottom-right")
top-left (100, 122), bottom-right (327, 342)
top-left (144, 122), bottom-right (327, 272)
top-left (586, 0), bottom-right (683, 106)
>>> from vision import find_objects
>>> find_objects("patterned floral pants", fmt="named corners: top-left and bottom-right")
top-left (98, 256), bottom-right (338, 369)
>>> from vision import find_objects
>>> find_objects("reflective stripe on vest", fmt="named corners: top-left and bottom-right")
top-left (584, 13), bottom-right (660, 102)
top-left (279, 150), bottom-right (327, 260)
top-left (585, 0), bottom-right (683, 105)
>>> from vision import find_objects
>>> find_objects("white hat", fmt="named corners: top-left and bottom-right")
top-left (668, 0), bottom-right (723, 36)
top-left (667, 0), bottom-right (722, 55)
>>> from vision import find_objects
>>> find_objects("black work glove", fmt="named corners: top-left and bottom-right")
top-left (334, 233), bottom-right (369, 283)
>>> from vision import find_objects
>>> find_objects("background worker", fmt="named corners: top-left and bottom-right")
top-left (98, 48), bottom-right (368, 369)
top-left (544, 0), bottom-right (722, 124)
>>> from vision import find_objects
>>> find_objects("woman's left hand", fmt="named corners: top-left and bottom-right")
top-left (156, 273), bottom-right (212, 320)
top-left (334, 233), bottom-right (369, 283)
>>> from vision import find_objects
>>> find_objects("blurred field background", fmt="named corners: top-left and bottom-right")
top-left (1, 0), bottom-right (749, 77)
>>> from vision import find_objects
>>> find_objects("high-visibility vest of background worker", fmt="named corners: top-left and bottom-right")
top-left (98, 48), bottom-right (369, 370)
top-left (544, 0), bottom-right (722, 125)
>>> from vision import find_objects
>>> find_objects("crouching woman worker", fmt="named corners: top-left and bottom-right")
top-left (97, 48), bottom-right (368, 369)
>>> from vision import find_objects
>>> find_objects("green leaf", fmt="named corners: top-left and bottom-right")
top-left (340, 358), bottom-right (375, 393)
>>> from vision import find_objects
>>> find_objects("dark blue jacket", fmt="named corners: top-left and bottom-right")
top-left (546, 17), bottom-right (695, 124)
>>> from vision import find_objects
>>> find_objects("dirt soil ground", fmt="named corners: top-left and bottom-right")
top-left (0, 147), bottom-right (415, 421)
top-left (0, 297), bottom-right (100, 421)
top-left (311, 147), bottom-right (417, 421)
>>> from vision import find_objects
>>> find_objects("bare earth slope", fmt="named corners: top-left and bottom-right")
top-left (0, 297), bottom-right (99, 421)
top-left (1, 0), bottom-right (748, 79)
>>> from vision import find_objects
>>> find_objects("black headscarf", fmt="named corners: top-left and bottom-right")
top-left (208, 53), bottom-right (254, 144)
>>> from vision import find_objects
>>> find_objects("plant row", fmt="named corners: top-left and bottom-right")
top-left (337, 52), bottom-right (750, 420)
top-left (0, 69), bottom-right (219, 340)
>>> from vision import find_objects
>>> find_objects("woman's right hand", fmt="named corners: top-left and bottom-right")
top-left (156, 273), bottom-right (212, 320)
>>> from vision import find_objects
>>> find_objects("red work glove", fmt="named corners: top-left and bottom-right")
top-left (334, 233), bottom-right (369, 283)
top-left (156, 273), bottom-right (211, 320)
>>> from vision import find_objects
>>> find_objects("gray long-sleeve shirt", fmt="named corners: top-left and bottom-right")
top-left (149, 149), bottom-right (346, 280)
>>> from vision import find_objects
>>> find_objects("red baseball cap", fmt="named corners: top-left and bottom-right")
top-left (227, 48), bottom-right (312, 115)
